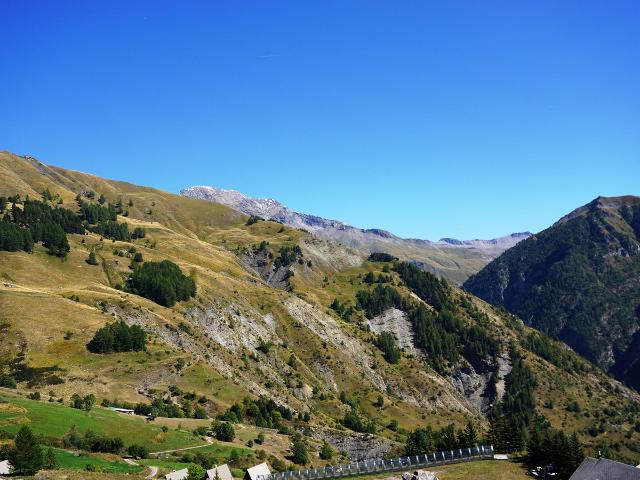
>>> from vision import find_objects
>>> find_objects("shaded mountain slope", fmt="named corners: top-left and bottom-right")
top-left (464, 196), bottom-right (640, 390)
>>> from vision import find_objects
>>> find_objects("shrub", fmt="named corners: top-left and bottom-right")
top-left (0, 375), bottom-right (17, 388)
top-left (213, 422), bottom-right (235, 442)
top-left (127, 444), bottom-right (149, 458)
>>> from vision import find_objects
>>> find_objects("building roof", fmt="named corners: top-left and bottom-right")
top-left (569, 457), bottom-right (640, 480)
top-left (246, 462), bottom-right (271, 480)
top-left (207, 463), bottom-right (234, 480)
top-left (0, 460), bottom-right (12, 475)
top-left (165, 468), bottom-right (189, 480)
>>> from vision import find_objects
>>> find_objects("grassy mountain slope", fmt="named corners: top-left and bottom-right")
top-left (0, 152), bottom-right (639, 467)
top-left (464, 196), bottom-right (640, 391)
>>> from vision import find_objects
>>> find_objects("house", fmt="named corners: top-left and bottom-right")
top-left (207, 463), bottom-right (234, 480)
top-left (569, 457), bottom-right (640, 480)
top-left (245, 462), bottom-right (271, 480)
top-left (165, 467), bottom-right (189, 480)
top-left (0, 460), bottom-right (12, 475)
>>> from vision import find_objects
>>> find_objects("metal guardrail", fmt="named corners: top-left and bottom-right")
top-left (259, 445), bottom-right (494, 480)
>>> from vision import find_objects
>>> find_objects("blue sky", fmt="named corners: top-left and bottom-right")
top-left (2, 1), bottom-right (639, 240)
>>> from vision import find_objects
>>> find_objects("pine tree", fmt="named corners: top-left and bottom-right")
top-left (44, 447), bottom-right (59, 469)
top-left (291, 438), bottom-right (308, 465)
top-left (320, 441), bottom-right (333, 460)
top-left (461, 421), bottom-right (478, 447)
top-left (13, 425), bottom-right (43, 474)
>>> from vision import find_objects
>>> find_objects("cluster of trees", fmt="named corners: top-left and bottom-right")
top-left (133, 398), bottom-right (207, 419)
top-left (356, 284), bottom-right (404, 318)
top-left (339, 392), bottom-right (375, 433)
top-left (355, 262), bottom-right (501, 372)
top-left (363, 271), bottom-right (392, 284)
top-left (406, 421), bottom-right (479, 455)
top-left (131, 226), bottom-right (146, 239)
top-left (218, 396), bottom-right (294, 430)
top-left (375, 331), bottom-right (401, 364)
top-left (71, 393), bottom-right (96, 411)
top-left (342, 408), bottom-right (376, 433)
top-left (1, 198), bottom-right (81, 256)
top-left (488, 348), bottom-right (537, 452)
top-left (128, 260), bottom-right (196, 307)
top-left (393, 262), bottom-right (451, 311)
top-left (329, 298), bottom-right (355, 321)
top-left (528, 420), bottom-right (584, 478)
top-left (0, 194), bottom-right (139, 257)
top-left (86, 321), bottom-right (146, 353)
top-left (274, 244), bottom-right (303, 269)
top-left (89, 220), bottom-right (130, 241)
top-left (0, 426), bottom-right (58, 475)
top-left (246, 215), bottom-right (263, 225)
top-left (0, 219), bottom-right (33, 252)
top-left (367, 252), bottom-right (398, 262)
top-left (80, 201), bottom-right (117, 223)
top-left (63, 426), bottom-right (124, 453)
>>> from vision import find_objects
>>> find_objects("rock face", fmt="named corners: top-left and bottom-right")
top-left (464, 195), bottom-right (640, 391)
top-left (306, 426), bottom-right (395, 461)
top-left (367, 308), bottom-right (421, 357)
top-left (180, 186), bottom-right (531, 283)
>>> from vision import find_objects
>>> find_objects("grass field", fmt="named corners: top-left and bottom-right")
top-left (53, 448), bottom-right (144, 474)
top-left (0, 391), bottom-right (205, 452)
top-left (435, 459), bottom-right (528, 479)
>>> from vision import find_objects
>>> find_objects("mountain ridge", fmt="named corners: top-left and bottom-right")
top-left (181, 185), bottom-right (532, 283)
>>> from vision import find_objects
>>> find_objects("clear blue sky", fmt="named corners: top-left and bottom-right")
top-left (2, 1), bottom-right (639, 240)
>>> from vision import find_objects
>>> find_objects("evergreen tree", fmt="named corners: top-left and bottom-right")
top-left (44, 447), bottom-right (59, 469)
top-left (460, 421), bottom-right (478, 447)
top-left (375, 331), bottom-right (401, 364)
top-left (319, 441), bottom-right (333, 460)
top-left (291, 438), bottom-right (308, 465)
top-left (13, 425), bottom-right (43, 475)
top-left (406, 427), bottom-right (435, 455)
top-left (86, 250), bottom-right (98, 265)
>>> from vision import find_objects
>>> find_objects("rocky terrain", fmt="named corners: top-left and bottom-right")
top-left (180, 186), bottom-right (531, 283)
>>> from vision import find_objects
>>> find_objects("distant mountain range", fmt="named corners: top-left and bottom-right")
top-left (464, 195), bottom-right (640, 391)
top-left (181, 185), bottom-right (531, 283)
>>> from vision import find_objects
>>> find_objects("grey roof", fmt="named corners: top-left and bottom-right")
top-left (207, 464), bottom-right (234, 480)
top-left (246, 463), bottom-right (271, 480)
top-left (570, 457), bottom-right (640, 480)
top-left (165, 468), bottom-right (189, 480)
